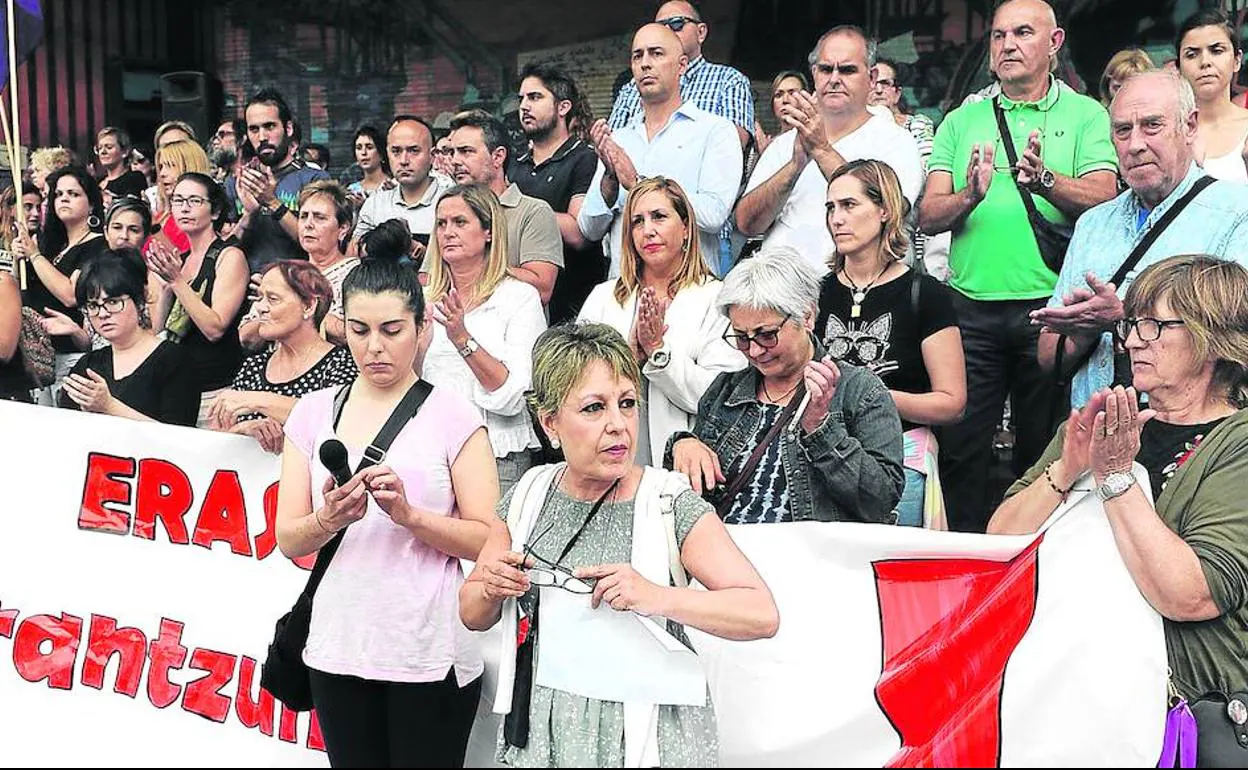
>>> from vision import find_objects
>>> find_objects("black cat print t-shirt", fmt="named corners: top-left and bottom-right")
top-left (816, 270), bottom-right (958, 431)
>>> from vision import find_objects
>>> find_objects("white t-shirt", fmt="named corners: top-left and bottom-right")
top-left (744, 108), bottom-right (923, 272)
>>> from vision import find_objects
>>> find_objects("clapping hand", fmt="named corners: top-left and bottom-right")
top-left (145, 237), bottom-right (183, 286)
top-left (62, 369), bottom-right (115, 414)
top-left (966, 143), bottom-right (995, 203)
top-left (800, 356), bottom-right (841, 435)
top-left (1014, 131), bottom-right (1045, 190)
top-left (1089, 386), bottom-right (1155, 485)
top-left (431, 288), bottom-right (470, 348)
top-left (1029, 272), bottom-right (1124, 336)
top-left (778, 90), bottom-right (827, 164)
top-left (634, 287), bottom-right (669, 360)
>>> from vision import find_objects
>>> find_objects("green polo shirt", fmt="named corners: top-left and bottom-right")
top-left (928, 79), bottom-right (1117, 301)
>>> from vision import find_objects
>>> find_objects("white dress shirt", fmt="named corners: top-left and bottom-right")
top-left (579, 102), bottom-right (743, 278)
top-left (421, 278), bottom-right (547, 457)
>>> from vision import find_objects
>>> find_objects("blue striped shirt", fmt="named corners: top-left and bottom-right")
top-left (608, 57), bottom-right (755, 133)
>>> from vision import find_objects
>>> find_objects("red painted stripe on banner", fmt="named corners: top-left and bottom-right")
top-left (874, 536), bottom-right (1043, 768)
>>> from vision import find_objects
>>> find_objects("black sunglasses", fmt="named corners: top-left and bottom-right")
top-left (659, 15), bottom-right (702, 32)
top-left (723, 318), bottom-right (790, 352)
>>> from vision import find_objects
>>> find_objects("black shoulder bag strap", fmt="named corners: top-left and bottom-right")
top-left (302, 379), bottom-right (435, 599)
top-left (1052, 175), bottom-right (1217, 382)
top-left (992, 97), bottom-right (1046, 227)
top-left (714, 382), bottom-right (807, 519)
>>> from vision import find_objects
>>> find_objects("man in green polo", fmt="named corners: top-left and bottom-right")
top-left (919, 0), bottom-right (1118, 533)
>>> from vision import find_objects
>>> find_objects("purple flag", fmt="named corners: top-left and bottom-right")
top-left (0, 0), bottom-right (44, 92)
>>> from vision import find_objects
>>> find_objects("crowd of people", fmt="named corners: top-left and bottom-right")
top-left (3, 0), bottom-right (1248, 766)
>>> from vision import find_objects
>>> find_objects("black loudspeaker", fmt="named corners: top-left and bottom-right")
top-left (159, 71), bottom-right (223, 144)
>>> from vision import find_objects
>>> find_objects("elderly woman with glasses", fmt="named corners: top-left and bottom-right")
top-left (666, 246), bottom-right (904, 524)
top-left (462, 322), bottom-right (777, 768)
top-left (990, 255), bottom-right (1248, 734)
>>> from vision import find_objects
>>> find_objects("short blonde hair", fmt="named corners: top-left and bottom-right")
top-left (528, 323), bottom-right (642, 418)
top-left (29, 146), bottom-right (73, 176)
top-left (1101, 48), bottom-right (1155, 105)
top-left (297, 179), bottom-right (353, 226)
top-left (154, 140), bottom-right (210, 208)
top-left (1125, 254), bottom-right (1248, 408)
top-left (424, 184), bottom-right (509, 306)
top-left (614, 176), bottom-right (713, 305)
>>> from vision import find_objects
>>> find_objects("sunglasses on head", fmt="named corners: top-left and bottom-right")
top-left (659, 15), bottom-right (701, 32)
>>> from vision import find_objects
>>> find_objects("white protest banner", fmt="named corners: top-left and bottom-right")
top-left (0, 402), bottom-right (328, 767)
top-left (691, 477), bottom-right (1170, 767)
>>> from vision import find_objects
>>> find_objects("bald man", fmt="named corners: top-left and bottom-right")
top-left (918, 0), bottom-right (1120, 533)
top-left (578, 23), bottom-right (742, 276)
top-left (608, 1), bottom-right (754, 149)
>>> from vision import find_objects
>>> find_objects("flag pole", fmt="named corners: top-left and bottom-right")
top-left (5, 0), bottom-right (28, 289)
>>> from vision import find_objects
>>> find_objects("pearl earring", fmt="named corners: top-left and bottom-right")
top-left (550, 437), bottom-right (561, 449)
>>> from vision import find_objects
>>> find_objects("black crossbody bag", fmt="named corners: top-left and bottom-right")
top-left (992, 97), bottom-right (1073, 275)
top-left (260, 379), bottom-right (433, 711)
top-left (1048, 176), bottom-right (1216, 430)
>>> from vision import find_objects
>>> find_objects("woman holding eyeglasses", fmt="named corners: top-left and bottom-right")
top-left (666, 246), bottom-right (904, 524)
top-left (577, 177), bottom-right (746, 466)
top-left (462, 322), bottom-right (777, 768)
top-left (816, 161), bottom-right (964, 527)
top-left (56, 249), bottom-right (197, 425)
top-left (149, 172), bottom-right (248, 427)
top-left (989, 256), bottom-right (1248, 752)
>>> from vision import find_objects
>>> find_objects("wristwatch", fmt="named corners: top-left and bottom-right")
top-left (648, 347), bottom-right (671, 370)
top-left (1029, 167), bottom-right (1056, 193)
top-left (1096, 471), bottom-right (1136, 502)
top-left (457, 338), bottom-right (480, 358)
top-left (268, 202), bottom-right (290, 220)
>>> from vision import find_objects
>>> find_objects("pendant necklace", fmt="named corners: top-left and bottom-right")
top-left (843, 263), bottom-right (891, 319)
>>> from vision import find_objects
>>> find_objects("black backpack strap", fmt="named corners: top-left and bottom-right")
top-left (910, 271), bottom-right (922, 318)
top-left (305, 379), bottom-right (435, 595)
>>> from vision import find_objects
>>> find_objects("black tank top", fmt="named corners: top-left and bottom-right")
top-left (167, 239), bottom-right (244, 391)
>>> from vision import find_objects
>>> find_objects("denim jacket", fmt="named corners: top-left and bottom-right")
top-left (665, 343), bottom-right (904, 523)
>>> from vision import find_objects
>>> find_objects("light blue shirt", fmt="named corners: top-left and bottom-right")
top-left (1052, 163), bottom-right (1248, 406)
top-left (579, 101), bottom-right (743, 277)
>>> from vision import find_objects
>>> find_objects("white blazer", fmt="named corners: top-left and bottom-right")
top-left (578, 277), bottom-right (747, 463)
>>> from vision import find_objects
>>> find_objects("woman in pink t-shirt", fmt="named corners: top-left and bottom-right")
top-left (276, 259), bottom-right (500, 767)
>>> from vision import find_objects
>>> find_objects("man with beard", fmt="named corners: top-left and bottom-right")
top-left (445, 108), bottom-right (563, 305)
top-left (227, 88), bottom-right (329, 272)
top-left (511, 63), bottom-right (605, 323)
top-left (209, 118), bottom-right (246, 183)
top-left (352, 115), bottom-right (450, 259)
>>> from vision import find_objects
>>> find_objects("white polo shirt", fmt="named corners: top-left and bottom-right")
top-left (352, 173), bottom-right (452, 243)
top-left (745, 107), bottom-right (923, 273)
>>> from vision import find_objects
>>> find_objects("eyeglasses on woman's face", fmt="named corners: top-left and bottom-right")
top-left (84, 296), bottom-right (128, 317)
top-left (1115, 316), bottom-right (1186, 343)
top-left (723, 317), bottom-right (791, 352)
top-left (169, 194), bottom-right (209, 209)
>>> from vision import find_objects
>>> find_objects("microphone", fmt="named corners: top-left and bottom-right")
top-left (319, 439), bottom-right (353, 488)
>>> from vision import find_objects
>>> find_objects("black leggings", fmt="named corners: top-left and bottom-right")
top-left (309, 668), bottom-right (483, 768)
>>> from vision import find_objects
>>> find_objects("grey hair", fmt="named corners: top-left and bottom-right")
top-left (1110, 69), bottom-right (1197, 124)
top-left (807, 25), bottom-right (878, 70)
top-left (717, 246), bottom-right (825, 320)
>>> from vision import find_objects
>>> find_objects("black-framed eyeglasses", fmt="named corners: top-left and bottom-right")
top-left (658, 15), bottom-right (702, 32)
top-left (84, 296), bottom-right (128, 317)
top-left (723, 317), bottom-right (790, 352)
top-left (523, 547), bottom-right (594, 595)
top-left (1115, 317), bottom-right (1185, 342)
top-left (169, 194), bottom-right (209, 209)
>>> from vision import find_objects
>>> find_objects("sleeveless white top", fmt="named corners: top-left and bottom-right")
top-left (1201, 127), bottom-right (1248, 183)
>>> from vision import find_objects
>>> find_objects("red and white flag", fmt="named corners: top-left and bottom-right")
top-left (690, 476), bottom-right (1168, 767)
